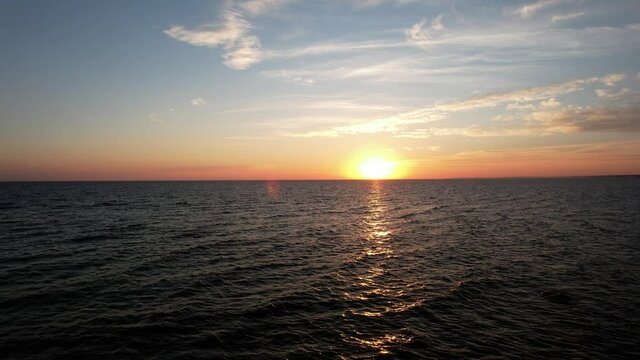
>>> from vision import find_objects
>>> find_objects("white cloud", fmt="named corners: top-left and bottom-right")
top-left (351, 0), bottom-right (419, 8)
top-left (507, 103), bottom-right (536, 111)
top-left (268, 39), bottom-right (404, 59)
top-left (515, 0), bottom-right (571, 19)
top-left (600, 73), bottom-right (625, 86)
top-left (293, 76), bottom-right (315, 85)
top-left (551, 12), bottom-right (584, 22)
top-left (595, 88), bottom-right (632, 99)
top-left (288, 73), bottom-right (630, 137)
top-left (540, 98), bottom-right (561, 108)
top-left (405, 15), bottom-right (445, 48)
top-left (165, 12), bottom-right (248, 47)
top-left (405, 20), bottom-right (430, 47)
top-left (240, 0), bottom-right (291, 16)
top-left (431, 14), bottom-right (445, 31)
top-left (190, 97), bottom-right (207, 106)
top-left (164, 11), bottom-right (262, 70)
top-left (222, 34), bottom-right (262, 69)
top-left (264, 22), bottom-right (640, 66)
top-left (221, 96), bottom-right (397, 115)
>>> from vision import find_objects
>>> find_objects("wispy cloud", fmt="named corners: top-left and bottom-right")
top-left (267, 39), bottom-right (405, 59)
top-left (529, 105), bottom-right (640, 133)
top-left (595, 88), bottom-right (632, 99)
top-left (240, 0), bottom-right (292, 16)
top-left (165, 11), bottom-right (262, 69)
top-left (287, 73), bottom-right (629, 137)
top-left (190, 97), bottom-right (207, 106)
top-left (164, 0), bottom-right (298, 69)
top-left (262, 22), bottom-right (640, 75)
top-left (507, 103), bottom-right (537, 111)
top-left (405, 15), bottom-right (445, 48)
top-left (600, 73), bottom-right (626, 86)
top-left (222, 97), bottom-right (397, 114)
top-left (551, 11), bottom-right (584, 22)
top-left (540, 97), bottom-right (561, 108)
top-left (515, 0), bottom-right (572, 19)
top-left (405, 73), bottom-right (623, 116)
top-left (351, 0), bottom-right (419, 9)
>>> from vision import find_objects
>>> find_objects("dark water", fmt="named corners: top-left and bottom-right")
top-left (1, 178), bottom-right (640, 359)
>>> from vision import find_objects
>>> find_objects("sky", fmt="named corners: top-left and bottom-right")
top-left (1, 0), bottom-right (639, 180)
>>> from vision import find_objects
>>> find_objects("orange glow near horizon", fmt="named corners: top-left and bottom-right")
top-left (1, 142), bottom-right (639, 181)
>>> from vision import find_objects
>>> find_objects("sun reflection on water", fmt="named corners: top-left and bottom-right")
top-left (341, 181), bottom-right (415, 357)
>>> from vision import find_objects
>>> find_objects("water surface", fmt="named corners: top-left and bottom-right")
top-left (1, 178), bottom-right (639, 358)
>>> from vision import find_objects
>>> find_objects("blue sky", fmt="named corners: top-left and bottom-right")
top-left (1, 0), bottom-right (639, 180)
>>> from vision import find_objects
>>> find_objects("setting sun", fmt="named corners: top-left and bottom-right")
top-left (358, 157), bottom-right (396, 179)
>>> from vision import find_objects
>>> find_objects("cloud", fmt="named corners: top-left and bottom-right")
top-left (595, 88), bottom-right (632, 99)
top-left (405, 20), bottom-right (429, 46)
top-left (508, 98), bottom-right (562, 111)
top-left (268, 39), bottom-right (405, 59)
top-left (515, 0), bottom-right (571, 19)
top-left (540, 98), bottom-right (561, 108)
top-left (600, 73), bottom-right (625, 86)
top-left (351, 0), bottom-right (418, 8)
top-left (224, 98), bottom-right (396, 115)
top-left (222, 34), bottom-right (262, 69)
top-left (165, 12), bottom-right (248, 47)
top-left (431, 14), bottom-right (445, 31)
top-left (397, 105), bottom-right (640, 139)
top-left (407, 73), bottom-right (621, 116)
top-left (190, 97), bottom-right (207, 106)
top-left (287, 73), bottom-right (632, 137)
top-left (293, 76), bottom-right (315, 85)
top-left (265, 22), bottom-right (639, 65)
top-left (551, 12), bottom-right (584, 22)
top-left (165, 11), bottom-right (262, 69)
top-left (530, 106), bottom-right (640, 132)
top-left (394, 126), bottom-right (537, 138)
top-left (507, 103), bottom-right (536, 111)
top-left (240, 0), bottom-right (291, 16)
top-left (405, 15), bottom-right (445, 48)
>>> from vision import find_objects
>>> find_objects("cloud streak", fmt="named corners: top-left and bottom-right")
top-left (287, 73), bottom-right (630, 137)
top-left (165, 11), bottom-right (262, 69)
top-left (240, 0), bottom-right (292, 16)
top-left (530, 106), bottom-right (640, 133)
top-left (515, 0), bottom-right (571, 19)
top-left (551, 12), bottom-right (584, 22)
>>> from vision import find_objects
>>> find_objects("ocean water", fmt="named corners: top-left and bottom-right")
top-left (1, 178), bottom-right (639, 359)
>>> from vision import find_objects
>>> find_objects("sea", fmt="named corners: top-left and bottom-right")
top-left (1, 178), bottom-right (639, 359)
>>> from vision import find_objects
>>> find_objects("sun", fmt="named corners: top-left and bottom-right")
top-left (358, 157), bottom-right (396, 179)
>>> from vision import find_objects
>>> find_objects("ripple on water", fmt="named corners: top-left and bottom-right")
top-left (1, 178), bottom-right (640, 359)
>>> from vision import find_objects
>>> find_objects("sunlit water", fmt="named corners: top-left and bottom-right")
top-left (1, 178), bottom-right (639, 359)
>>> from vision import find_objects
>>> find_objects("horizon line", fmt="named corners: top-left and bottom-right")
top-left (1, 174), bottom-right (638, 183)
